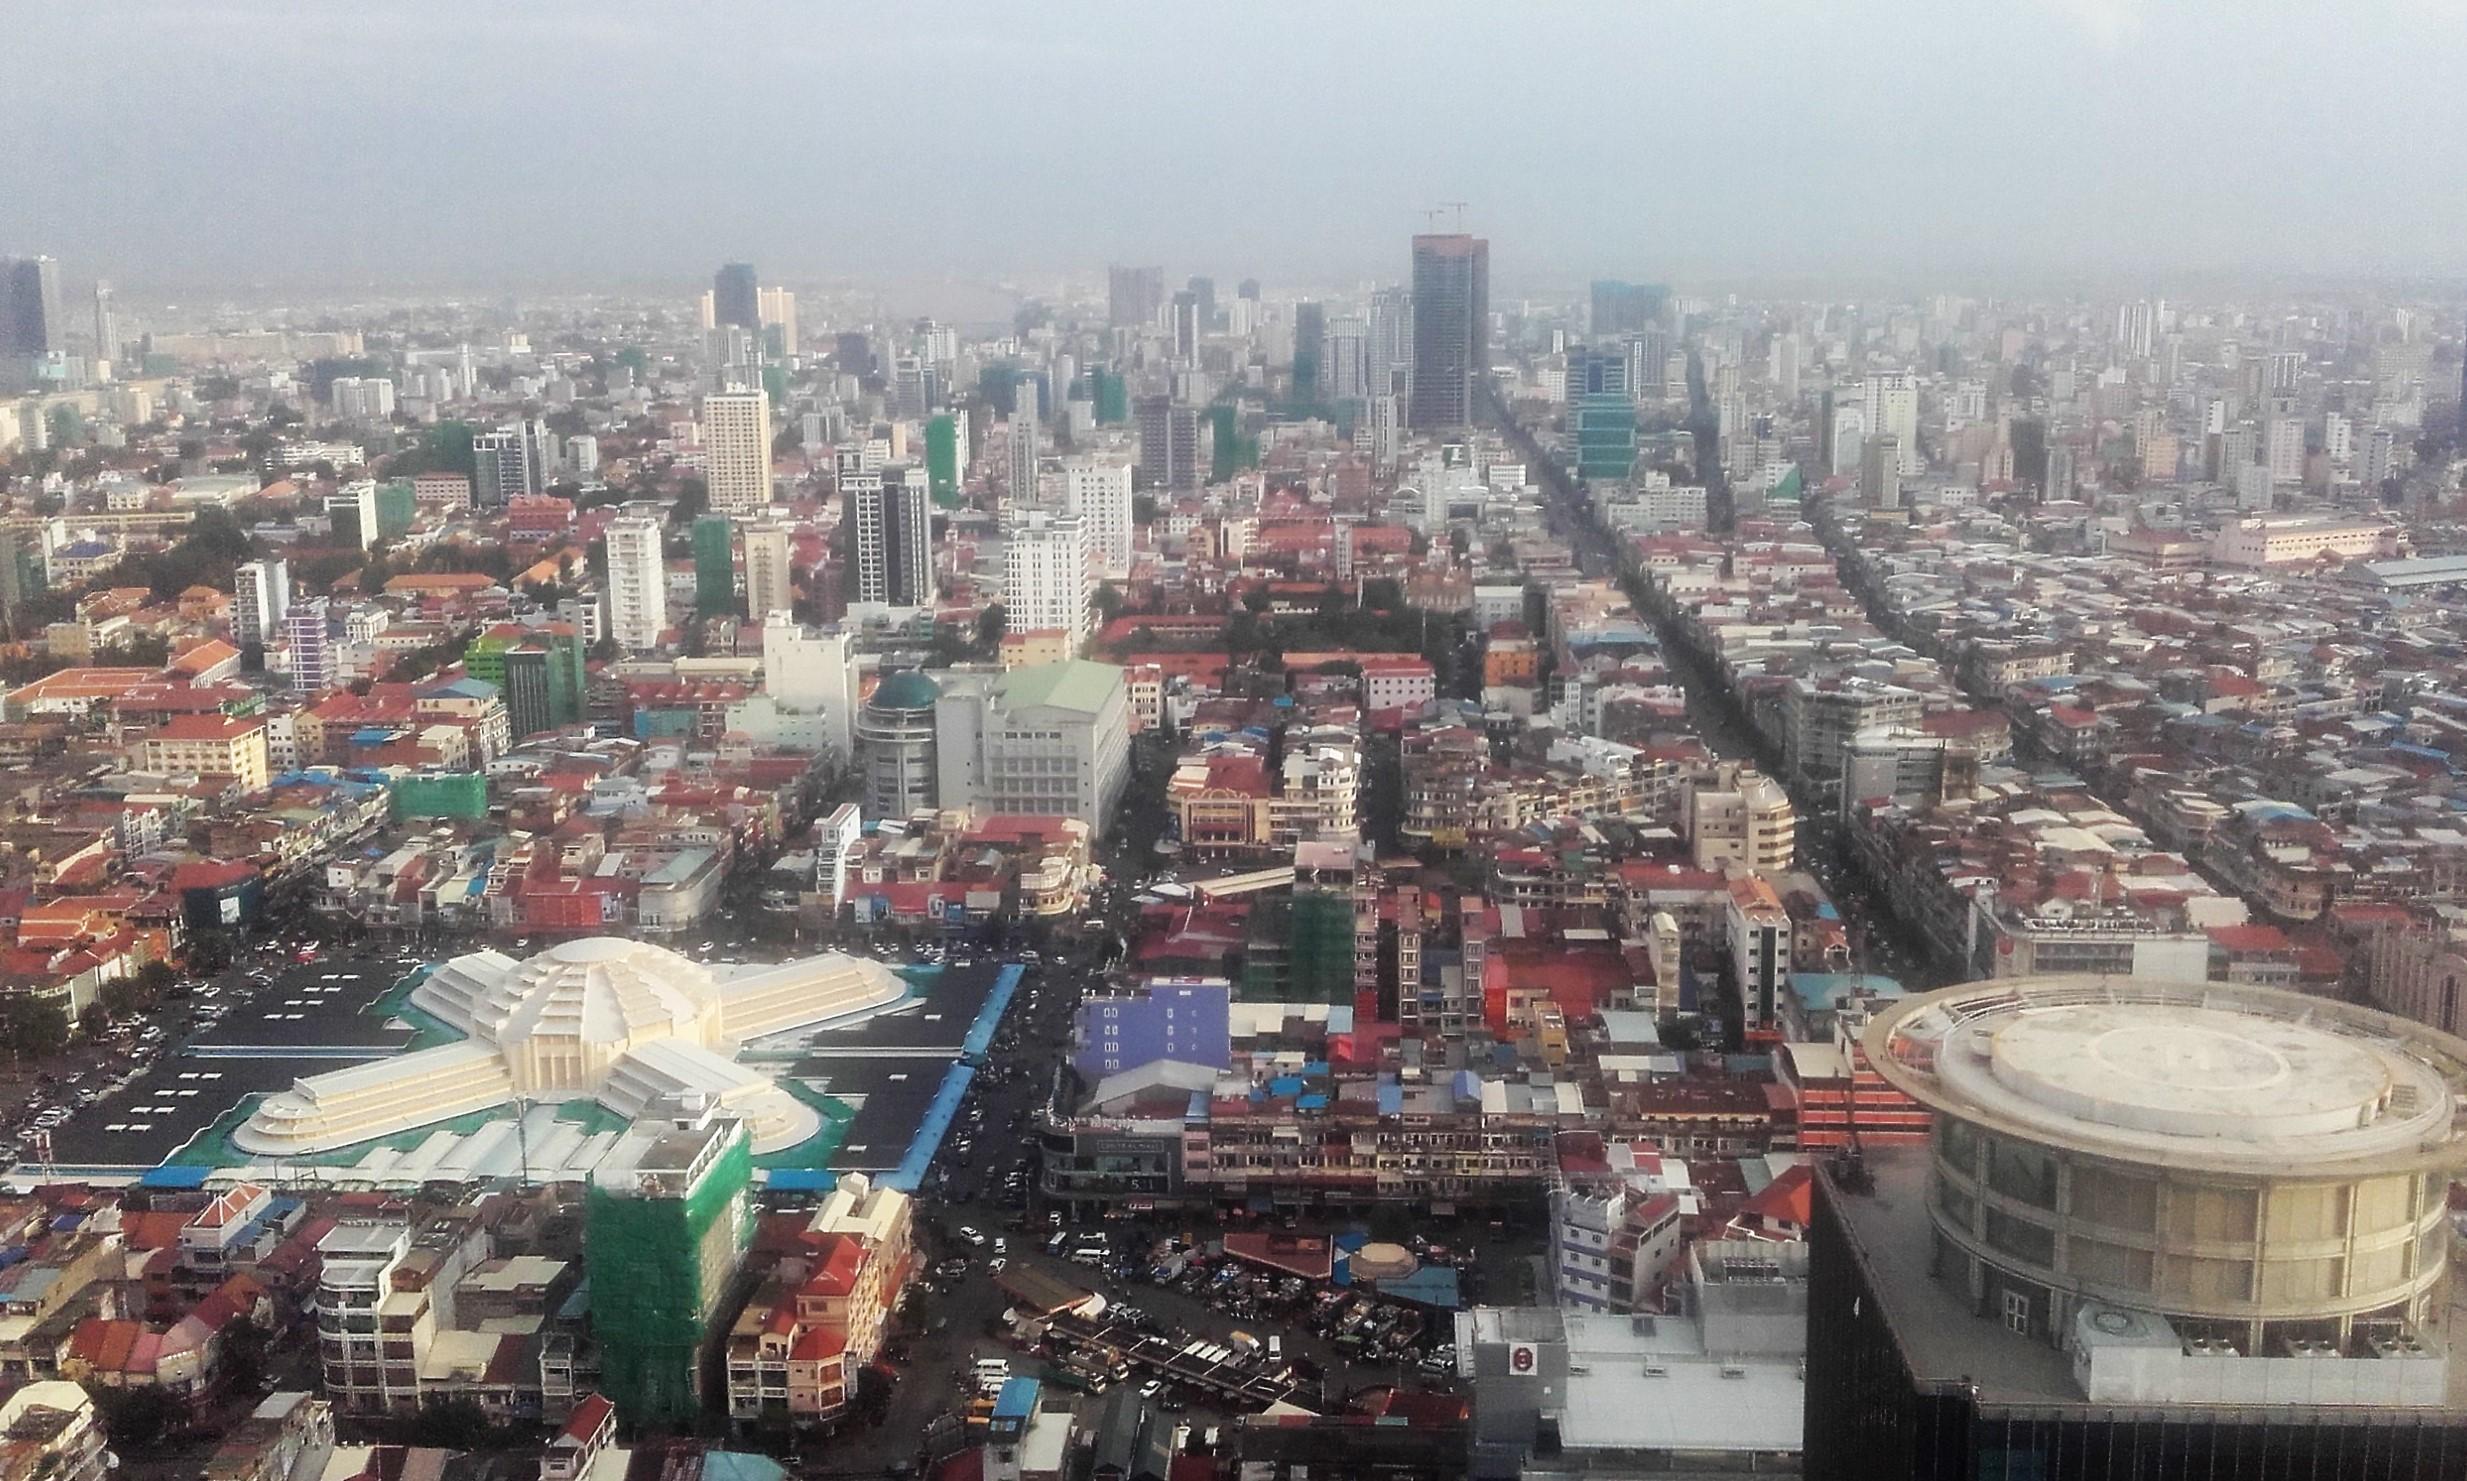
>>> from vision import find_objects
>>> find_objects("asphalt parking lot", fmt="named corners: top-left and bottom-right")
top-left (26, 955), bottom-right (415, 1173)
top-left (778, 960), bottom-right (1009, 1178)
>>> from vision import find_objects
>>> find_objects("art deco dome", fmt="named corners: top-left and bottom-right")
top-left (235, 937), bottom-right (908, 1159)
top-left (490, 938), bottom-right (726, 1055)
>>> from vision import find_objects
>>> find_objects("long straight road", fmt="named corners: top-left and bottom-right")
top-left (1484, 381), bottom-right (1957, 989)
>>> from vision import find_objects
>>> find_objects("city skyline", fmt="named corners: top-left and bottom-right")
top-left (12, 1), bottom-right (2467, 296)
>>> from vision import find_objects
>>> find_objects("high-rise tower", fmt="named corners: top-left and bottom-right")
top-left (1409, 233), bottom-right (1489, 430)
top-left (845, 462), bottom-right (934, 608)
top-left (606, 516), bottom-right (669, 650)
top-left (0, 257), bottom-right (63, 358)
top-left (1107, 265), bottom-right (1164, 329)
top-left (742, 521), bottom-right (793, 620)
top-left (712, 263), bottom-right (760, 334)
top-left (233, 560), bottom-right (290, 652)
top-left (702, 389), bottom-right (773, 513)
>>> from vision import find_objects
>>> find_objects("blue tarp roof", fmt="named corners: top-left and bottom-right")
top-left (1786, 972), bottom-right (1906, 1013)
top-left (961, 965), bottom-right (1025, 1060)
top-left (882, 1062), bottom-right (975, 1193)
top-left (993, 1377), bottom-right (1040, 1419)
top-left (699, 1455), bottom-right (786, 1481)
top-left (139, 1165), bottom-right (212, 1189)
top-left (1369, 1264), bottom-right (1462, 1310)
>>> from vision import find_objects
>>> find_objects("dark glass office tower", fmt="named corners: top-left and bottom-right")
top-left (1409, 234), bottom-right (1487, 430)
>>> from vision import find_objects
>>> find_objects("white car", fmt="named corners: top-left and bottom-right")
top-left (957, 1226), bottom-right (987, 1246)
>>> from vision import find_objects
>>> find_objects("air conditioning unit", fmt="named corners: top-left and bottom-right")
top-left (1641, 1364), bottom-right (1668, 1378)
top-left (2369, 1333), bottom-right (2431, 1359)
top-left (2278, 1337), bottom-right (2338, 1359)
top-left (1719, 1364), bottom-right (1749, 1379)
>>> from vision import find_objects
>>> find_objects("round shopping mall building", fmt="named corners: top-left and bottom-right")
top-left (1863, 976), bottom-right (2467, 1354)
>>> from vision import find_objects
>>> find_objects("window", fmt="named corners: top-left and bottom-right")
top-left (2000, 1288), bottom-right (2031, 1336)
top-left (1986, 1208), bottom-right (2056, 1266)
top-left (1987, 1138), bottom-right (2058, 1209)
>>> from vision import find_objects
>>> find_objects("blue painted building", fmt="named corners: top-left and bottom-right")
top-left (1073, 980), bottom-right (1233, 1080)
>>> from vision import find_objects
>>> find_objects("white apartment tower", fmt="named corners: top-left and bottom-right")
top-left (1062, 457), bottom-right (1135, 579)
top-left (1002, 513), bottom-right (1090, 648)
top-left (606, 515), bottom-right (668, 650)
top-left (762, 615), bottom-right (857, 761)
top-left (1008, 380), bottom-right (1041, 501)
top-left (2266, 396), bottom-right (2306, 483)
top-left (742, 521), bottom-right (793, 620)
top-left (2117, 300), bottom-right (2157, 358)
top-left (1863, 372), bottom-right (1921, 475)
top-left (703, 389), bottom-right (773, 513)
top-left (233, 559), bottom-right (290, 651)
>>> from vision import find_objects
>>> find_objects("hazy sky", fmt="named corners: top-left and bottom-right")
top-left (10, 0), bottom-right (2467, 299)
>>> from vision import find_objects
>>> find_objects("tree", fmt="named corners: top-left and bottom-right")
top-left (0, 995), bottom-right (69, 1064)
top-left (1092, 582), bottom-right (1124, 624)
top-left (187, 932), bottom-right (237, 974)
top-left (668, 477), bottom-right (709, 527)
top-left (220, 1318), bottom-right (274, 1397)
top-left (409, 1397), bottom-right (498, 1450)
top-left (385, 420), bottom-right (476, 479)
top-left (93, 1386), bottom-right (182, 1453)
top-left (976, 604), bottom-right (1007, 654)
top-left (1132, 494), bottom-right (1159, 526)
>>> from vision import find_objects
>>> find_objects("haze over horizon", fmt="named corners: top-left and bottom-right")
top-left (10, 0), bottom-right (2467, 299)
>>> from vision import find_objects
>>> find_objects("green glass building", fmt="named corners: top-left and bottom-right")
top-left (374, 480), bottom-right (418, 539)
top-left (926, 414), bottom-right (962, 507)
top-left (692, 514), bottom-right (736, 616)
top-left (503, 636), bottom-right (587, 738)
top-left (1092, 370), bottom-right (1128, 425)
top-left (1568, 347), bottom-right (1636, 482)
top-left (467, 627), bottom-right (586, 739)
